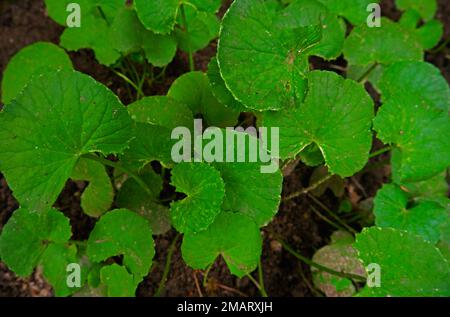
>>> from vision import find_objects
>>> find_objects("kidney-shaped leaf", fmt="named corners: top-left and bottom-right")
top-left (182, 211), bottom-right (262, 278)
top-left (170, 162), bottom-right (225, 233)
top-left (317, 0), bottom-right (380, 25)
top-left (218, 0), bottom-right (322, 111)
top-left (86, 209), bottom-right (155, 279)
top-left (354, 227), bottom-right (450, 296)
top-left (0, 70), bottom-right (132, 211)
top-left (263, 70), bottom-right (374, 177)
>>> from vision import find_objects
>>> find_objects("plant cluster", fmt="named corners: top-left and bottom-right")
top-left (0, 0), bottom-right (448, 297)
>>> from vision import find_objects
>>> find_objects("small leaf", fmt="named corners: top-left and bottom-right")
top-left (415, 19), bottom-right (443, 50)
top-left (100, 264), bottom-right (137, 297)
top-left (373, 94), bottom-right (449, 182)
top-left (182, 212), bottom-right (262, 278)
top-left (86, 209), bottom-right (155, 279)
top-left (0, 208), bottom-right (71, 276)
top-left (263, 70), bottom-right (374, 177)
top-left (317, 0), bottom-right (381, 25)
top-left (127, 96), bottom-right (194, 130)
top-left (71, 158), bottom-right (114, 218)
top-left (0, 70), bottom-right (133, 210)
top-left (168, 71), bottom-right (239, 127)
top-left (1, 42), bottom-right (73, 104)
top-left (344, 18), bottom-right (423, 67)
top-left (299, 143), bottom-right (325, 167)
top-left (379, 61), bottom-right (450, 112)
top-left (374, 184), bottom-right (448, 243)
top-left (170, 162), bottom-right (225, 233)
top-left (354, 227), bottom-right (450, 296)
top-left (395, 0), bottom-right (437, 21)
top-left (218, 0), bottom-right (322, 111)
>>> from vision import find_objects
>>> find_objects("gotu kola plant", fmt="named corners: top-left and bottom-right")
top-left (0, 0), bottom-right (449, 296)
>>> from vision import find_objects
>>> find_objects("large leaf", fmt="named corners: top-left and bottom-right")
top-left (170, 162), bottom-right (225, 233)
top-left (0, 70), bottom-right (132, 211)
top-left (218, 0), bottom-right (322, 111)
top-left (1, 42), bottom-right (73, 104)
top-left (134, 0), bottom-right (180, 34)
top-left (373, 94), bottom-right (449, 182)
top-left (167, 71), bottom-right (239, 127)
top-left (71, 158), bottom-right (114, 218)
top-left (87, 209), bottom-right (155, 279)
top-left (344, 18), bottom-right (423, 67)
top-left (379, 61), bottom-right (450, 112)
top-left (317, 0), bottom-right (380, 25)
top-left (100, 264), bottom-right (137, 297)
top-left (182, 212), bottom-right (262, 278)
top-left (374, 184), bottom-right (448, 243)
top-left (354, 227), bottom-right (450, 296)
top-left (263, 70), bottom-right (374, 177)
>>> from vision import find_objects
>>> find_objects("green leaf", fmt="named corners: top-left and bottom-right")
top-left (0, 70), bottom-right (133, 210)
top-left (299, 143), bottom-right (325, 167)
top-left (346, 64), bottom-right (385, 91)
top-left (395, 0), bottom-right (437, 21)
top-left (128, 96), bottom-right (194, 130)
top-left (395, 171), bottom-right (449, 204)
top-left (182, 212), bottom-right (262, 278)
top-left (71, 158), bottom-right (114, 218)
top-left (344, 18), bottom-right (423, 67)
top-left (170, 162), bottom-right (225, 233)
top-left (86, 209), bottom-right (155, 279)
top-left (100, 264), bottom-right (137, 297)
top-left (263, 71), bottom-right (374, 177)
top-left (0, 207), bottom-right (72, 276)
top-left (40, 243), bottom-right (79, 296)
top-left (167, 71), bottom-right (239, 127)
top-left (210, 129), bottom-right (283, 227)
top-left (373, 94), bottom-right (449, 182)
top-left (174, 7), bottom-right (219, 53)
top-left (207, 57), bottom-right (247, 112)
top-left (116, 169), bottom-right (171, 235)
top-left (415, 19), bottom-right (443, 50)
top-left (120, 122), bottom-right (175, 170)
top-left (111, 7), bottom-right (177, 67)
top-left (134, 0), bottom-right (180, 34)
top-left (354, 227), bottom-right (450, 296)
top-left (1, 42), bottom-right (73, 104)
top-left (218, 0), bottom-right (322, 111)
top-left (312, 231), bottom-right (366, 297)
top-left (317, 0), bottom-right (380, 25)
top-left (379, 61), bottom-right (450, 112)
top-left (374, 184), bottom-right (448, 243)
top-left (274, 0), bottom-right (346, 60)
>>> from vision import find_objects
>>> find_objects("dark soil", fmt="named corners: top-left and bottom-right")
top-left (0, 0), bottom-right (448, 297)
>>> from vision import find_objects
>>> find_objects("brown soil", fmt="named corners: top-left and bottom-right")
top-left (0, 0), bottom-right (448, 297)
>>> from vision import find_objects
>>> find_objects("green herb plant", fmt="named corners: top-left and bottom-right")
top-left (0, 0), bottom-right (449, 297)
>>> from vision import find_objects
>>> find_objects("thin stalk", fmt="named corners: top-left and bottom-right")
top-left (202, 263), bottom-right (213, 287)
top-left (283, 174), bottom-right (333, 202)
top-left (246, 273), bottom-right (268, 297)
top-left (307, 194), bottom-right (357, 234)
top-left (369, 145), bottom-right (392, 159)
top-left (83, 154), bottom-right (154, 198)
top-left (309, 204), bottom-right (345, 231)
top-left (357, 63), bottom-right (378, 83)
top-left (180, 5), bottom-right (195, 71)
top-left (112, 69), bottom-right (142, 95)
top-left (257, 259), bottom-right (268, 297)
top-left (154, 234), bottom-right (180, 297)
top-left (277, 238), bottom-right (366, 282)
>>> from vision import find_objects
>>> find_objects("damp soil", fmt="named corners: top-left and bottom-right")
top-left (0, 0), bottom-right (448, 297)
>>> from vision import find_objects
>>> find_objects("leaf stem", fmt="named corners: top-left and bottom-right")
top-left (154, 234), bottom-right (180, 297)
top-left (368, 145), bottom-right (392, 159)
top-left (283, 174), bottom-right (333, 202)
top-left (202, 263), bottom-right (213, 287)
top-left (180, 4), bottom-right (195, 71)
top-left (246, 273), bottom-right (268, 297)
top-left (82, 153), bottom-right (154, 198)
top-left (357, 62), bottom-right (378, 83)
top-left (257, 259), bottom-right (268, 297)
top-left (277, 238), bottom-right (366, 282)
